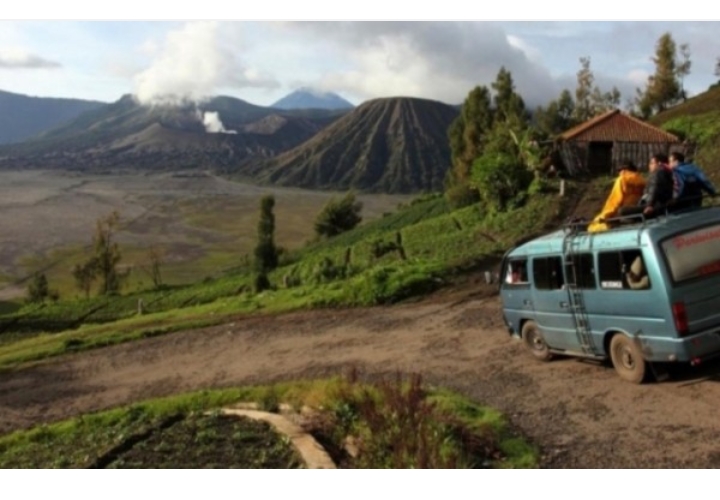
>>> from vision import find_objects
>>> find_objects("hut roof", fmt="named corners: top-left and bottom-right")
top-left (559, 109), bottom-right (680, 143)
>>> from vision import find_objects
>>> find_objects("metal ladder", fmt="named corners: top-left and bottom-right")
top-left (562, 228), bottom-right (595, 355)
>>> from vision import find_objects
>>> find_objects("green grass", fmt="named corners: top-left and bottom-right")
top-left (0, 375), bottom-right (538, 469)
top-left (0, 178), bottom-right (582, 370)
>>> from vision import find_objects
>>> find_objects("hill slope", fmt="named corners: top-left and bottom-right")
top-left (0, 90), bottom-right (105, 145)
top-left (244, 97), bottom-right (459, 193)
top-left (651, 85), bottom-right (720, 187)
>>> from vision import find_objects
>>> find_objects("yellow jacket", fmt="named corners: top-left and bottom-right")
top-left (587, 170), bottom-right (646, 233)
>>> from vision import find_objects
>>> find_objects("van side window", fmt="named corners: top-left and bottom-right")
top-left (505, 258), bottom-right (529, 285)
top-left (564, 253), bottom-right (596, 289)
top-left (598, 250), bottom-right (651, 290)
top-left (533, 256), bottom-right (565, 290)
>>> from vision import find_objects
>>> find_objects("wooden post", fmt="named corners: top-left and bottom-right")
top-left (559, 179), bottom-right (566, 197)
top-left (138, 298), bottom-right (144, 315)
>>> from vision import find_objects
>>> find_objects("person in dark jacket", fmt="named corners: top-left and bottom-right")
top-left (669, 151), bottom-right (717, 210)
top-left (618, 153), bottom-right (675, 220)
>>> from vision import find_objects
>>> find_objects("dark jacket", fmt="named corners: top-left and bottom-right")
top-left (641, 164), bottom-right (675, 212)
top-left (673, 162), bottom-right (717, 210)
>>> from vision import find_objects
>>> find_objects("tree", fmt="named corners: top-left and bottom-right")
top-left (314, 192), bottom-right (363, 238)
top-left (72, 260), bottom-right (97, 299)
top-left (534, 89), bottom-right (576, 138)
top-left (573, 57), bottom-right (595, 122)
top-left (254, 194), bottom-right (278, 274)
top-left (491, 66), bottom-right (527, 125)
top-left (635, 32), bottom-right (691, 117)
top-left (447, 85), bottom-right (493, 184)
top-left (26, 272), bottom-right (49, 304)
top-left (93, 211), bottom-right (125, 295)
top-left (141, 246), bottom-right (164, 289)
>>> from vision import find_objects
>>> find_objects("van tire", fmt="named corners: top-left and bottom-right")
top-left (521, 321), bottom-right (553, 362)
top-left (609, 334), bottom-right (647, 384)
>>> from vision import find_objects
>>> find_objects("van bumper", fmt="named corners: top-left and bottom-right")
top-left (641, 329), bottom-right (720, 363)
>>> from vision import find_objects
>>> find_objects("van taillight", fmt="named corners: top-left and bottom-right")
top-left (672, 302), bottom-right (689, 336)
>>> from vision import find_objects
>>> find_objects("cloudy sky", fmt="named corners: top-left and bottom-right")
top-left (2, 5), bottom-right (720, 109)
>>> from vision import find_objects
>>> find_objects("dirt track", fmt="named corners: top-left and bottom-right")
top-left (2, 284), bottom-right (720, 468)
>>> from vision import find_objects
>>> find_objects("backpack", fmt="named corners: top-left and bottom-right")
top-left (672, 164), bottom-right (704, 209)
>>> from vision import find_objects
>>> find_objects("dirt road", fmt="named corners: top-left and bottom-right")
top-left (2, 286), bottom-right (720, 468)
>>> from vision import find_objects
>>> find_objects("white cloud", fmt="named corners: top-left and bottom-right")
top-left (0, 48), bottom-right (61, 69)
top-left (506, 35), bottom-right (542, 63)
top-left (627, 69), bottom-right (650, 86)
top-left (273, 22), bottom-right (561, 107)
top-left (132, 21), bottom-right (280, 105)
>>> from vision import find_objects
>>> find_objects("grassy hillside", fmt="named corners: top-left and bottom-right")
top-left (652, 85), bottom-right (720, 187)
top-left (0, 177), bottom-right (586, 368)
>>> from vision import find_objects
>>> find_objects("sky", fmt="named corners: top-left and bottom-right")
top-left (2, 3), bottom-right (720, 110)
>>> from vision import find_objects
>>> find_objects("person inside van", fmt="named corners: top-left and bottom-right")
top-left (626, 255), bottom-right (650, 290)
top-left (618, 153), bottom-right (675, 220)
top-left (668, 151), bottom-right (717, 210)
top-left (587, 160), bottom-right (646, 233)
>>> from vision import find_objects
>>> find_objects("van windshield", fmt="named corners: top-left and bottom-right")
top-left (661, 223), bottom-right (720, 283)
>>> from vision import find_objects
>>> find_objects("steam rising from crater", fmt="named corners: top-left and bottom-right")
top-left (200, 111), bottom-right (237, 134)
top-left (132, 21), bottom-right (278, 106)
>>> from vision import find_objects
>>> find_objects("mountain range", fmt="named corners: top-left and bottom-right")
top-left (0, 89), bottom-right (458, 193)
top-left (0, 90), bottom-right (105, 145)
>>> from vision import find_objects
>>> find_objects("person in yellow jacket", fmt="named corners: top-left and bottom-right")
top-left (587, 160), bottom-right (646, 233)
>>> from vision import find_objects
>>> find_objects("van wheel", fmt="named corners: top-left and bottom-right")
top-left (521, 321), bottom-right (553, 362)
top-left (609, 334), bottom-right (647, 384)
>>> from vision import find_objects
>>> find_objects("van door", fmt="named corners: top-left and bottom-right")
top-left (500, 257), bottom-right (534, 333)
top-left (530, 256), bottom-right (576, 351)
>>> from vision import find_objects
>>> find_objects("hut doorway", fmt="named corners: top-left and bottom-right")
top-left (587, 141), bottom-right (613, 174)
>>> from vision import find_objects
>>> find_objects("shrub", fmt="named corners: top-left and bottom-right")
top-left (445, 183), bottom-right (480, 210)
top-left (315, 192), bottom-right (363, 238)
top-left (471, 151), bottom-right (533, 212)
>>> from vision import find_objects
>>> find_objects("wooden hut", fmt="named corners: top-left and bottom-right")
top-left (557, 109), bottom-right (681, 176)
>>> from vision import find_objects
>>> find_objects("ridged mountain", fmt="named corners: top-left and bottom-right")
top-left (244, 97), bottom-right (459, 193)
top-left (0, 94), bottom-right (348, 170)
top-left (0, 89), bottom-right (105, 145)
top-left (271, 88), bottom-right (354, 110)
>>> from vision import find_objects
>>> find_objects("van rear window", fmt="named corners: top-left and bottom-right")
top-left (661, 224), bottom-right (720, 283)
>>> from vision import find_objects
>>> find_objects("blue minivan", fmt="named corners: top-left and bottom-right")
top-left (499, 204), bottom-right (720, 383)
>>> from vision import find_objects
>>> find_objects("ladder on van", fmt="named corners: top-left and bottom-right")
top-left (562, 228), bottom-right (596, 355)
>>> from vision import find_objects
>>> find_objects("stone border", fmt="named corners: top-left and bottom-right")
top-left (219, 406), bottom-right (336, 469)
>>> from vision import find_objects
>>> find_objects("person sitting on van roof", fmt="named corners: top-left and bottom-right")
top-left (668, 151), bottom-right (717, 211)
top-left (587, 160), bottom-right (646, 233)
top-left (618, 153), bottom-right (675, 220)
top-left (626, 255), bottom-right (650, 290)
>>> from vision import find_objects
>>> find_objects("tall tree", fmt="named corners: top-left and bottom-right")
top-left (447, 85), bottom-right (493, 185)
top-left (491, 66), bottom-right (527, 125)
top-left (635, 32), bottom-right (691, 117)
top-left (534, 89), bottom-right (576, 138)
top-left (27, 272), bottom-right (49, 304)
top-left (93, 211), bottom-right (124, 295)
top-left (254, 194), bottom-right (278, 275)
top-left (573, 57), bottom-right (595, 122)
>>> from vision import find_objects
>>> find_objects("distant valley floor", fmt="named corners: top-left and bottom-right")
top-left (0, 169), bottom-right (412, 300)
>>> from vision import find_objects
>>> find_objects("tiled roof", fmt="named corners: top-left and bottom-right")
top-left (560, 109), bottom-right (680, 143)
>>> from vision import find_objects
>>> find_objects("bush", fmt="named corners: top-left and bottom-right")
top-left (471, 151), bottom-right (533, 212)
top-left (445, 183), bottom-right (480, 210)
top-left (315, 192), bottom-right (363, 238)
